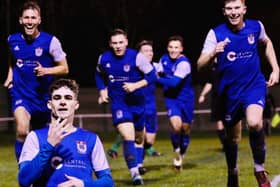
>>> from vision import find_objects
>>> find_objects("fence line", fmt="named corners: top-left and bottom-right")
top-left (1, 107), bottom-right (280, 128)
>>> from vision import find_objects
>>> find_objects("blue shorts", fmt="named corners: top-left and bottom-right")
top-left (165, 98), bottom-right (194, 124)
top-left (10, 88), bottom-right (50, 129)
top-left (145, 111), bottom-right (158, 133)
top-left (222, 85), bottom-right (266, 127)
top-left (111, 103), bottom-right (145, 131)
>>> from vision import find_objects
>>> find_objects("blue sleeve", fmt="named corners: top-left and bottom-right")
top-left (144, 68), bottom-right (157, 84)
top-left (83, 169), bottom-right (114, 187)
top-left (158, 75), bottom-right (182, 87)
top-left (94, 69), bottom-right (106, 90)
top-left (18, 142), bottom-right (55, 187)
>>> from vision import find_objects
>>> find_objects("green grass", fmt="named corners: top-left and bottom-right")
top-left (1, 130), bottom-right (280, 187)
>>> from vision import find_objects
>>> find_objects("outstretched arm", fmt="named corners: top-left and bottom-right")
top-left (263, 36), bottom-right (279, 87)
top-left (34, 60), bottom-right (69, 76)
top-left (198, 83), bottom-right (212, 104)
top-left (3, 66), bottom-right (13, 88)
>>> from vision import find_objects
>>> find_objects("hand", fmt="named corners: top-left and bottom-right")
top-left (266, 70), bottom-right (279, 87)
top-left (198, 95), bottom-right (205, 104)
top-left (58, 174), bottom-right (84, 187)
top-left (214, 40), bottom-right (229, 54)
top-left (98, 89), bottom-right (109, 104)
top-left (34, 61), bottom-right (48, 76)
top-left (123, 82), bottom-right (138, 93)
top-left (47, 118), bottom-right (70, 147)
top-left (4, 80), bottom-right (13, 89)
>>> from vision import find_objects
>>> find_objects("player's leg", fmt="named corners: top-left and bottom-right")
top-left (145, 133), bottom-right (162, 156)
top-left (118, 122), bottom-right (143, 185)
top-left (144, 113), bottom-right (162, 156)
top-left (216, 120), bottom-right (226, 151)
top-left (246, 104), bottom-right (271, 187)
top-left (212, 98), bottom-right (226, 151)
top-left (224, 121), bottom-right (242, 187)
top-left (14, 106), bottom-right (31, 162)
top-left (135, 129), bottom-right (145, 175)
top-left (180, 123), bottom-right (191, 157)
top-left (169, 116), bottom-right (183, 171)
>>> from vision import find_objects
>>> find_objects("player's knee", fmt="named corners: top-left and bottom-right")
top-left (171, 123), bottom-right (182, 132)
top-left (226, 135), bottom-right (241, 144)
top-left (232, 135), bottom-right (241, 144)
top-left (247, 117), bottom-right (262, 130)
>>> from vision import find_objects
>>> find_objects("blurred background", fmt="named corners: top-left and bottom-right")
top-left (0, 0), bottom-right (279, 132)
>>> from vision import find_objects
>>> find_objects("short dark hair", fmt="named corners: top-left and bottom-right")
top-left (136, 40), bottom-right (153, 51)
top-left (222, 0), bottom-right (245, 6)
top-left (49, 79), bottom-right (79, 99)
top-left (20, 1), bottom-right (41, 16)
top-left (109, 28), bottom-right (127, 39)
top-left (167, 35), bottom-right (184, 46)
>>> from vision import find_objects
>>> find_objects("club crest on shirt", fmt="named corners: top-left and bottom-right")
top-left (35, 47), bottom-right (43, 57)
top-left (123, 64), bottom-right (130, 72)
top-left (247, 34), bottom-right (255, 44)
top-left (76, 141), bottom-right (87, 154)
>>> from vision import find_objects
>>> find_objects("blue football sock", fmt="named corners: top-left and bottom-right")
top-left (249, 128), bottom-right (266, 164)
top-left (224, 142), bottom-right (238, 170)
top-left (180, 133), bottom-right (190, 155)
top-left (123, 140), bottom-right (138, 169)
top-left (135, 146), bottom-right (144, 166)
top-left (170, 131), bottom-right (180, 150)
top-left (216, 129), bottom-right (226, 146)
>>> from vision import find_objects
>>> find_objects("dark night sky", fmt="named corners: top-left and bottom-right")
top-left (0, 0), bottom-right (279, 87)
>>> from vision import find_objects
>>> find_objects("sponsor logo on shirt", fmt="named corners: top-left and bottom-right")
top-left (226, 51), bottom-right (253, 62)
top-left (51, 156), bottom-right (63, 169)
top-left (108, 75), bottom-right (129, 83)
top-left (16, 59), bottom-right (24, 68)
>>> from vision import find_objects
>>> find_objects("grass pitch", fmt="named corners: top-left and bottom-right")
top-left (1, 130), bottom-right (280, 187)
